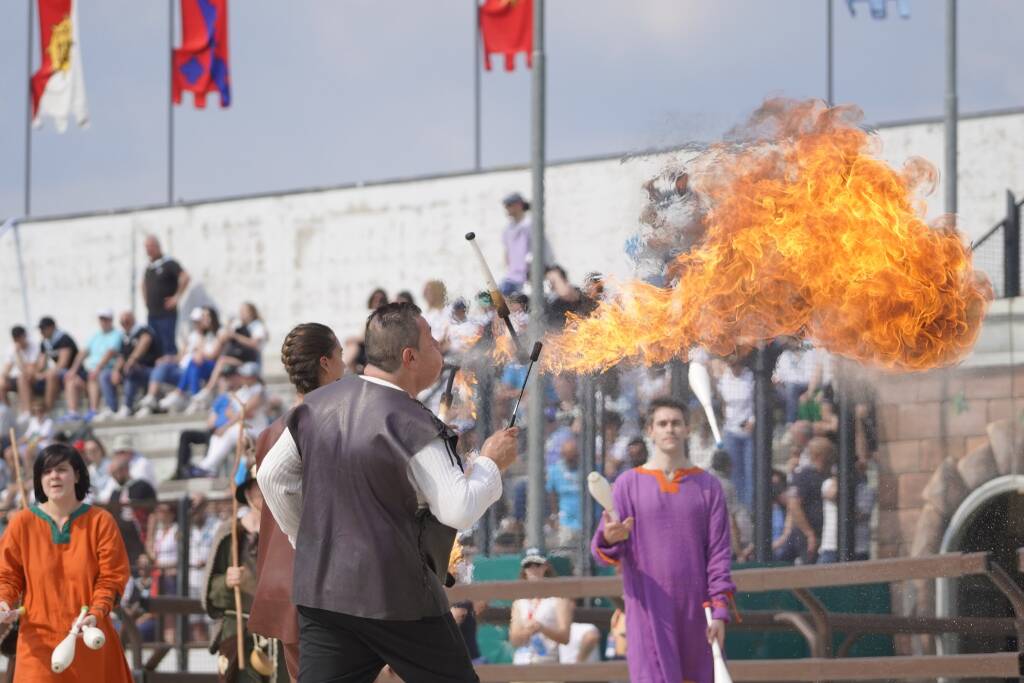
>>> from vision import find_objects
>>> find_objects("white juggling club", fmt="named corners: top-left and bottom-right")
top-left (82, 623), bottom-right (105, 650)
top-left (51, 606), bottom-right (88, 673)
top-left (688, 361), bottom-right (722, 444)
top-left (586, 472), bottom-right (619, 523)
top-left (704, 606), bottom-right (733, 683)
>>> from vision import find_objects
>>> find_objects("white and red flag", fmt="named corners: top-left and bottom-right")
top-left (31, 0), bottom-right (89, 132)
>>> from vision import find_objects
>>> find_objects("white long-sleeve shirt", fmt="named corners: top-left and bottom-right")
top-left (258, 375), bottom-right (502, 547)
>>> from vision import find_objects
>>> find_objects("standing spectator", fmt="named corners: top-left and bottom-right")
top-left (110, 434), bottom-right (157, 490)
top-left (395, 290), bottom-right (416, 306)
top-left (105, 310), bottom-right (162, 418)
top-left (500, 192), bottom-right (532, 295)
top-left (142, 235), bottom-right (190, 360)
top-left (188, 302), bottom-right (268, 413)
top-left (146, 502), bottom-right (179, 597)
top-left (187, 495), bottom-right (219, 638)
top-left (774, 343), bottom-right (816, 424)
top-left (818, 474), bottom-right (839, 564)
top-left (65, 309), bottom-right (123, 421)
top-left (854, 458), bottom-right (876, 561)
top-left (546, 438), bottom-right (582, 551)
top-left (718, 359), bottom-right (755, 509)
top-left (709, 449), bottom-right (752, 561)
top-left (2, 325), bottom-right (40, 420)
top-left (34, 316), bottom-right (80, 413)
top-left (774, 437), bottom-right (832, 564)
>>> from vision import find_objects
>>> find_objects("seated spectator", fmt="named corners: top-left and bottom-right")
top-left (34, 316), bottom-right (80, 413)
top-left (20, 396), bottom-right (54, 454)
top-left (135, 307), bottom-right (202, 416)
top-left (80, 436), bottom-right (112, 503)
top-left (854, 457), bottom-right (876, 562)
top-left (559, 623), bottom-right (601, 665)
top-left (509, 549), bottom-right (573, 665)
top-left (188, 302), bottom-right (268, 413)
top-left (64, 309), bottom-right (123, 421)
top-left (2, 325), bottom-right (40, 420)
top-left (95, 434), bottom-right (157, 503)
top-left (155, 306), bottom-right (221, 413)
top-left (447, 300), bottom-right (483, 356)
top-left (547, 439), bottom-right (582, 551)
top-left (191, 362), bottom-right (267, 477)
top-left (103, 311), bottom-right (162, 419)
top-left (174, 364), bottom-right (245, 479)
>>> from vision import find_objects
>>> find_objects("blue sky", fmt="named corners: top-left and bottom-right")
top-left (1, 0), bottom-right (1021, 219)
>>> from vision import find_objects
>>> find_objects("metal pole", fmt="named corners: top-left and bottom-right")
top-left (944, 0), bottom-right (957, 217)
top-left (836, 375), bottom-right (857, 562)
top-left (24, 0), bottom-right (34, 217)
top-left (525, 0), bottom-right (546, 551)
top-left (579, 375), bottom-right (596, 579)
top-left (826, 0), bottom-right (834, 107)
top-left (1004, 190), bottom-right (1020, 299)
top-left (473, 0), bottom-right (482, 171)
top-left (168, 0), bottom-right (175, 205)
top-left (669, 360), bottom-right (689, 404)
top-left (13, 224), bottom-right (33, 327)
top-left (175, 496), bottom-right (191, 671)
top-left (752, 349), bottom-right (775, 563)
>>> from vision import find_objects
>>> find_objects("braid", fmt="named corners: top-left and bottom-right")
top-left (281, 323), bottom-right (338, 395)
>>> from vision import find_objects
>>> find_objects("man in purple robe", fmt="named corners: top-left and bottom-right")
top-left (592, 397), bottom-right (736, 683)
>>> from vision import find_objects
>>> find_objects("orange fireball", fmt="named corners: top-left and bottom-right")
top-left (547, 99), bottom-right (990, 373)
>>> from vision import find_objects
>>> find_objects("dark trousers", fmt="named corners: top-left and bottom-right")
top-left (149, 312), bottom-right (178, 356)
top-left (177, 429), bottom-right (211, 475)
top-left (296, 605), bottom-right (478, 683)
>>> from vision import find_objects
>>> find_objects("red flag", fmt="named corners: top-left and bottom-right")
top-left (172, 0), bottom-right (231, 108)
top-left (479, 0), bottom-right (532, 71)
top-left (31, 0), bottom-right (89, 131)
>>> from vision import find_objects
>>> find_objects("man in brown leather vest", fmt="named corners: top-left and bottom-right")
top-left (259, 303), bottom-right (518, 682)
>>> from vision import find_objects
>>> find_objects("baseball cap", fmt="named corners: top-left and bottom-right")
top-left (502, 192), bottom-right (530, 210)
top-left (189, 307), bottom-right (204, 322)
top-left (111, 434), bottom-right (134, 453)
top-left (238, 362), bottom-right (261, 378)
top-left (96, 308), bottom-right (114, 319)
top-left (520, 547), bottom-right (547, 567)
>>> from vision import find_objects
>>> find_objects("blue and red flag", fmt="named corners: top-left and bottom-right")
top-left (172, 0), bottom-right (230, 108)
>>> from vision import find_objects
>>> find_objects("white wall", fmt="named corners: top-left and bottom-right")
top-left (2, 111), bottom-right (1022, 369)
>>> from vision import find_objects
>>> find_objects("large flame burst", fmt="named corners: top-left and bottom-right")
top-left (546, 99), bottom-right (990, 374)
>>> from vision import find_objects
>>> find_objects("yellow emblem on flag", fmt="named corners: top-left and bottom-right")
top-left (47, 15), bottom-right (73, 73)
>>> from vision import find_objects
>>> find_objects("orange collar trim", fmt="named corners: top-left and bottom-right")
top-left (636, 467), bottom-right (703, 494)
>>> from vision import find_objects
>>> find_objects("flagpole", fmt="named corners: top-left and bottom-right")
top-left (826, 0), bottom-right (834, 107)
top-left (525, 0), bottom-right (546, 552)
top-left (168, 0), bottom-right (175, 205)
top-left (944, 0), bottom-right (957, 217)
top-left (473, 0), bottom-right (481, 171)
top-left (24, 0), bottom-right (34, 217)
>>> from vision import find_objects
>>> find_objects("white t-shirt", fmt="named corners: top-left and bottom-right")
top-left (4, 344), bottom-right (39, 379)
top-left (718, 367), bottom-right (755, 435)
top-left (820, 478), bottom-right (838, 553)
top-left (512, 597), bottom-right (562, 664)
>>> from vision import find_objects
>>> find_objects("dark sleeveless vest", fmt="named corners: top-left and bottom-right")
top-left (288, 375), bottom-right (460, 620)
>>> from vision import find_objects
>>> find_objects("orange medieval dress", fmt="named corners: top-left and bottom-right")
top-left (0, 504), bottom-right (134, 682)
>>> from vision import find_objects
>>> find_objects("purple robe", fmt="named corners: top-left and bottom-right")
top-left (592, 467), bottom-right (735, 683)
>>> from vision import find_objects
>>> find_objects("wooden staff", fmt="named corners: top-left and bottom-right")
top-left (8, 429), bottom-right (27, 510)
top-left (229, 404), bottom-right (247, 670)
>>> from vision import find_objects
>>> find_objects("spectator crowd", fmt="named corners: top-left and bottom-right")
top-left (0, 193), bottom-right (880, 667)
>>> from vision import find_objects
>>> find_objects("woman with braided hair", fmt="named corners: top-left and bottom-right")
top-left (246, 323), bottom-right (345, 681)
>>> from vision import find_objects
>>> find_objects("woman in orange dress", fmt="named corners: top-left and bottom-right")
top-left (0, 442), bottom-right (133, 682)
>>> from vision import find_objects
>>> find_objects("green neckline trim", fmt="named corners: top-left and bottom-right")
top-left (29, 504), bottom-right (91, 545)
